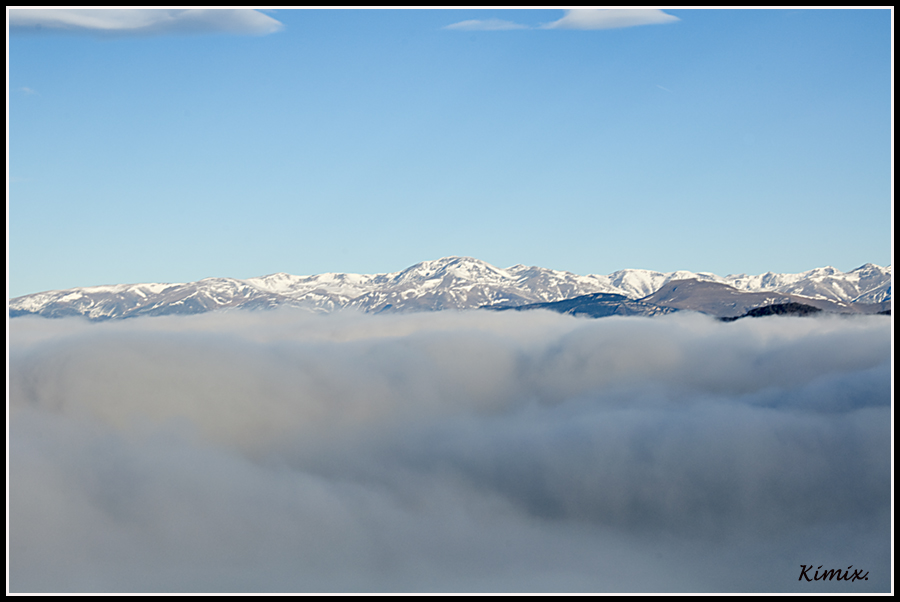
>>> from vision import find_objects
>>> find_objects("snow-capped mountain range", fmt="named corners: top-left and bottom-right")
top-left (8, 257), bottom-right (892, 320)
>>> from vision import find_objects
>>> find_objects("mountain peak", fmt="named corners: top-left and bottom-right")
top-left (397, 256), bottom-right (510, 282)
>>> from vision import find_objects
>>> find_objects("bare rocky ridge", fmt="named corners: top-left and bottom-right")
top-left (9, 256), bottom-right (892, 320)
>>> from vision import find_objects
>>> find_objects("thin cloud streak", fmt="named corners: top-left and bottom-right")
top-left (446, 9), bottom-right (680, 32)
top-left (9, 310), bottom-right (892, 592)
top-left (542, 9), bottom-right (680, 30)
top-left (8, 9), bottom-right (284, 37)
top-left (444, 18), bottom-right (529, 31)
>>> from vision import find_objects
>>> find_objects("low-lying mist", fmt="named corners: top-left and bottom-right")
top-left (8, 309), bottom-right (892, 592)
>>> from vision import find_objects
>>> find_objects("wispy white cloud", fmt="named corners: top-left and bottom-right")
top-left (8, 9), bottom-right (283, 37)
top-left (446, 10), bottom-right (679, 33)
top-left (542, 9), bottom-right (679, 30)
top-left (20, 86), bottom-right (38, 95)
top-left (444, 18), bottom-right (529, 31)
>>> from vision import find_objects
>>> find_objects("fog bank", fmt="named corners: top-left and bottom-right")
top-left (8, 310), bottom-right (892, 592)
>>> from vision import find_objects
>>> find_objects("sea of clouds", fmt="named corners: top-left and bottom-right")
top-left (8, 309), bottom-right (892, 592)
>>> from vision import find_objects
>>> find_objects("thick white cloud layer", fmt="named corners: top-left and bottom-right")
top-left (8, 9), bottom-right (283, 37)
top-left (9, 310), bottom-right (891, 592)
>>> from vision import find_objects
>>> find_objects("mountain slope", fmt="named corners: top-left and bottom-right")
top-left (483, 292), bottom-right (677, 318)
top-left (640, 279), bottom-right (885, 318)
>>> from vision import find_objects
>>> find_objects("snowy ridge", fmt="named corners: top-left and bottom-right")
top-left (9, 257), bottom-right (892, 320)
top-left (722, 264), bottom-right (892, 303)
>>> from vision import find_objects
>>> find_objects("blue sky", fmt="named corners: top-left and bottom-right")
top-left (7, 9), bottom-right (893, 297)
